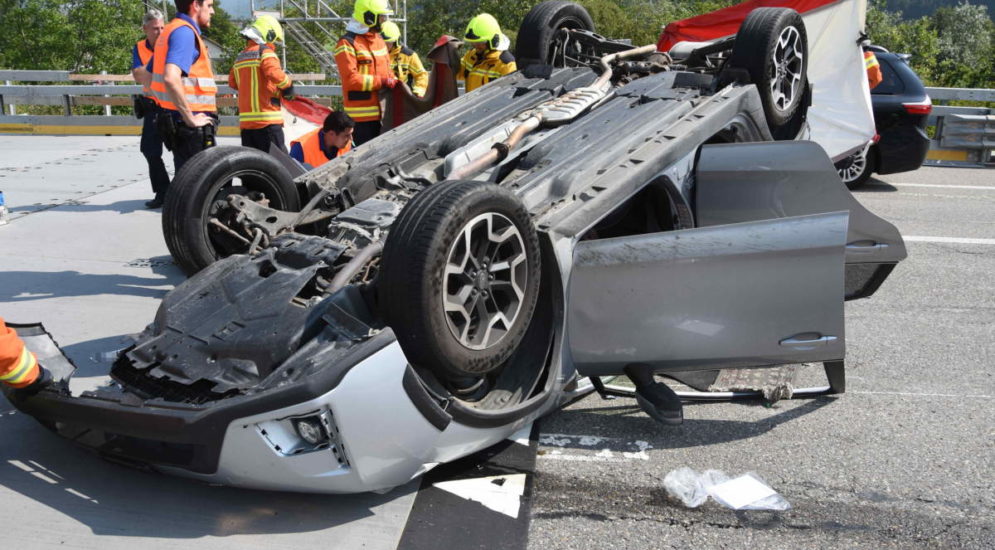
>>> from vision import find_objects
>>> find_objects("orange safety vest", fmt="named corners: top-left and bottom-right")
top-left (334, 31), bottom-right (394, 122)
top-left (150, 17), bottom-right (217, 112)
top-left (229, 41), bottom-right (292, 129)
top-left (865, 51), bottom-right (883, 90)
top-left (290, 127), bottom-right (352, 168)
top-left (135, 39), bottom-right (155, 98)
top-left (0, 317), bottom-right (40, 389)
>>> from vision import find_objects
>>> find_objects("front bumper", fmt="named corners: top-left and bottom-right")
top-left (4, 325), bottom-right (533, 493)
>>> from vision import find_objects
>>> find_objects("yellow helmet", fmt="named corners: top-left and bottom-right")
top-left (248, 14), bottom-right (284, 45)
top-left (380, 21), bottom-right (401, 43)
top-left (464, 13), bottom-right (503, 48)
top-left (353, 0), bottom-right (394, 27)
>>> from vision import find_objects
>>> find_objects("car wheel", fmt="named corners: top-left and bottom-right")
top-left (379, 180), bottom-right (542, 381)
top-left (728, 8), bottom-right (809, 139)
top-left (515, 1), bottom-right (596, 69)
top-left (835, 145), bottom-right (876, 190)
top-left (163, 146), bottom-right (301, 276)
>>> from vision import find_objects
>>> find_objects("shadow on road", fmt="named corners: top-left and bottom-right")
top-left (0, 414), bottom-right (414, 538)
top-left (0, 269), bottom-right (177, 301)
top-left (10, 199), bottom-right (150, 215)
top-left (855, 178), bottom-right (899, 193)
top-left (547, 397), bottom-right (835, 450)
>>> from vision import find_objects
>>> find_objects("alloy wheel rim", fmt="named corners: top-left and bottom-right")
top-left (769, 26), bottom-right (804, 111)
top-left (443, 212), bottom-right (528, 350)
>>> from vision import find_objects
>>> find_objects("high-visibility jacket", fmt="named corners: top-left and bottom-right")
top-left (389, 44), bottom-right (428, 97)
top-left (0, 317), bottom-right (40, 389)
top-left (135, 39), bottom-right (155, 98)
top-left (334, 31), bottom-right (394, 122)
top-left (290, 128), bottom-right (351, 168)
top-left (228, 41), bottom-right (293, 129)
top-left (865, 51), bottom-right (883, 90)
top-left (458, 48), bottom-right (517, 93)
top-left (150, 18), bottom-right (217, 113)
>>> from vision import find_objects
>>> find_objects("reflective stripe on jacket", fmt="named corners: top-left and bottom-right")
top-left (229, 41), bottom-right (292, 129)
top-left (390, 45), bottom-right (428, 97)
top-left (0, 318), bottom-right (39, 389)
top-left (865, 51), bottom-right (883, 90)
top-left (150, 18), bottom-right (217, 112)
top-left (458, 49), bottom-right (517, 92)
top-left (290, 127), bottom-right (351, 168)
top-left (334, 31), bottom-right (394, 122)
top-left (135, 39), bottom-right (155, 98)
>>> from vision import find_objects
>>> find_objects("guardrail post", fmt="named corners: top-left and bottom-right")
top-left (63, 94), bottom-right (72, 116)
top-left (102, 70), bottom-right (112, 116)
top-left (4, 80), bottom-right (12, 115)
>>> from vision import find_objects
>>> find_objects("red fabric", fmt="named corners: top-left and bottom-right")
top-left (657, 0), bottom-right (839, 52)
top-left (283, 96), bottom-right (332, 126)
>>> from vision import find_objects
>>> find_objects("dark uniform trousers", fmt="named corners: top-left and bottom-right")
top-left (241, 125), bottom-right (288, 155)
top-left (140, 104), bottom-right (171, 195)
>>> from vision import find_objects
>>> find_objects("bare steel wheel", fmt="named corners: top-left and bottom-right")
top-left (769, 25), bottom-right (804, 112)
top-left (380, 180), bottom-right (541, 380)
top-left (444, 212), bottom-right (529, 350)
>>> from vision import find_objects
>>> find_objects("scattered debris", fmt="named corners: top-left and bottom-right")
top-left (663, 467), bottom-right (791, 510)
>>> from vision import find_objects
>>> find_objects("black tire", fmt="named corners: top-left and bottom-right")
top-left (163, 146), bottom-right (301, 276)
top-left (515, 1), bottom-right (596, 69)
top-left (835, 145), bottom-right (876, 190)
top-left (380, 180), bottom-right (542, 380)
top-left (728, 8), bottom-right (809, 139)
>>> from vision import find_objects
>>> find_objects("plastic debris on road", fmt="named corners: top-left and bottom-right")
top-left (663, 467), bottom-right (791, 510)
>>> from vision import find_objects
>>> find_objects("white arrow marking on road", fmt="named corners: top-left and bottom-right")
top-left (433, 474), bottom-right (527, 518)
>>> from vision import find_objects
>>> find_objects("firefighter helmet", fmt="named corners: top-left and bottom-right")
top-left (353, 0), bottom-right (394, 27)
top-left (381, 21), bottom-right (401, 43)
top-left (464, 13), bottom-right (507, 50)
top-left (242, 14), bottom-right (284, 45)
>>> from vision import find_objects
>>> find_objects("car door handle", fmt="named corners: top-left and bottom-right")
top-left (779, 334), bottom-right (838, 348)
top-left (846, 240), bottom-right (887, 253)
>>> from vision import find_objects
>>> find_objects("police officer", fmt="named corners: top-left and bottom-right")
top-left (149, 0), bottom-right (218, 175)
top-left (334, 0), bottom-right (397, 146)
top-left (131, 10), bottom-right (170, 209)
top-left (458, 14), bottom-right (517, 93)
top-left (229, 15), bottom-right (295, 154)
top-left (380, 21), bottom-right (428, 98)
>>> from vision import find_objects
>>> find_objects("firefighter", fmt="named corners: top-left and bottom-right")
top-left (0, 317), bottom-right (51, 394)
top-left (458, 13), bottom-right (516, 93)
top-left (229, 15), bottom-right (295, 154)
top-left (334, 0), bottom-right (398, 146)
top-left (289, 111), bottom-right (355, 168)
top-left (131, 10), bottom-right (170, 209)
top-left (149, 0), bottom-right (218, 175)
top-left (380, 21), bottom-right (428, 98)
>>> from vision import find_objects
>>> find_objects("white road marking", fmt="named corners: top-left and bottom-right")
top-left (854, 390), bottom-right (994, 399)
top-left (433, 474), bottom-right (526, 518)
top-left (904, 236), bottom-right (995, 245)
top-left (539, 434), bottom-right (653, 463)
top-left (884, 183), bottom-right (995, 191)
top-left (508, 422), bottom-right (533, 447)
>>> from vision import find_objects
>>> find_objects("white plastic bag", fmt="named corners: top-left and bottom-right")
top-left (663, 468), bottom-right (790, 511)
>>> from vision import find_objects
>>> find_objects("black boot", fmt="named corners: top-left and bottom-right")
top-left (145, 193), bottom-right (164, 209)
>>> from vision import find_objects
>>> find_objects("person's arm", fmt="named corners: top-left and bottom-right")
top-left (164, 63), bottom-right (210, 127)
top-left (289, 142), bottom-right (304, 162)
top-left (228, 63), bottom-right (238, 92)
top-left (130, 45), bottom-right (151, 87)
top-left (334, 39), bottom-right (374, 92)
top-left (261, 50), bottom-right (294, 97)
top-left (409, 53), bottom-right (428, 97)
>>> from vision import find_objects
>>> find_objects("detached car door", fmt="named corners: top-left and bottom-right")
top-left (567, 141), bottom-right (905, 376)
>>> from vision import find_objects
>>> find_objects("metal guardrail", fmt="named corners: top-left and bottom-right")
top-left (0, 71), bottom-right (341, 136)
top-left (924, 86), bottom-right (994, 167)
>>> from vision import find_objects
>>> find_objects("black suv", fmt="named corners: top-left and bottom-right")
top-left (836, 47), bottom-right (931, 189)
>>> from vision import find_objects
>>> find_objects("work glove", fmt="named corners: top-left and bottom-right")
top-left (380, 76), bottom-right (399, 89)
top-left (281, 85), bottom-right (296, 100)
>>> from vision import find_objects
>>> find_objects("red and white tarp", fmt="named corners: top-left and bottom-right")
top-left (658, 0), bottom-right (873, 159)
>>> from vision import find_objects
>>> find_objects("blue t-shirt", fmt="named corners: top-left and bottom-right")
top-left (165, 14), bottom-right (202, 75)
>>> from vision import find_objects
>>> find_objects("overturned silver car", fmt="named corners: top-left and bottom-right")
top-left (4, 3), bottom-right (905, 493)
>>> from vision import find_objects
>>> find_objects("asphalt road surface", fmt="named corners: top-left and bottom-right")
top-left (529, 166), bottom-right (995, 549)
top-left (0, 136), bottom-right (992, 549)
